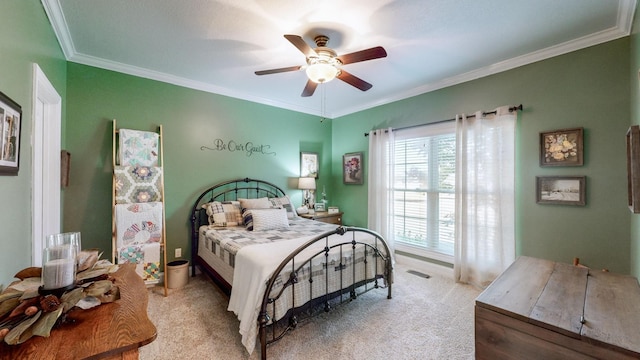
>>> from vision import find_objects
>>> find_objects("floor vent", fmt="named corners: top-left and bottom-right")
top-left (407, 270), bottom-right (431, 279)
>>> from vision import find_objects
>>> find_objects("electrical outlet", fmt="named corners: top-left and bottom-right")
top-left (175, 248), bottom-right (182, 258)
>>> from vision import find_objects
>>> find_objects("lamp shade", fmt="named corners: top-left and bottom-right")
top-left (298, 177), bottom-right (316, 190)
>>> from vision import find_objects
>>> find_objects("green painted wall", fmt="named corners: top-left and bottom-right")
top-left (0, 1), bottom-right (67, 289)
top-left (332, 39), bottom-right (631, 274)
top-left (66, 39), bottom-right (633, 275)
top-left (64, 63), bottom-right (333, 263)
top-left (2, 1), bottom-right (637, 287)
top-left (630, 5), bottom-right (640, 279)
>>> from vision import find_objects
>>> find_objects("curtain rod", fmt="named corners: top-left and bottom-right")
top-left (364, 104), bottom-right (523, 137)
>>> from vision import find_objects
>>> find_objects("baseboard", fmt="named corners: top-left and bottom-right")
top-left (395, 253), bottom-right (454, 279)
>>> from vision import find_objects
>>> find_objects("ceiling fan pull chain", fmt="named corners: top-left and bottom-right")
top-left (320, 84), bottom-right (327, 122)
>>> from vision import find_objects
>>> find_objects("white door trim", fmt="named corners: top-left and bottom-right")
top-left (32, 64), bottom-right (62, 266)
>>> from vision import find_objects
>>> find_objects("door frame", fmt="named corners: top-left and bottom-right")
top-left (32, 64), bottom-right (62, 266)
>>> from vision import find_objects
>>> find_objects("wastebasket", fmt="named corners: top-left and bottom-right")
top-left (167, 260), bottom-right (189, 289)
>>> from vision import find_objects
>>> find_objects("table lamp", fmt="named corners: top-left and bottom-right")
top-left (298, 177), bottom-right (316, 208)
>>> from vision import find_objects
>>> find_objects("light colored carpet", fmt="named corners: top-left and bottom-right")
top-left (139, 260), bottom-right (481, 360)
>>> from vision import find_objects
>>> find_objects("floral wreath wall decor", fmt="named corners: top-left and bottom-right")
top-left (539, 127), bottom-right (583, 167)
top-left (343, 152), bottom-right (363, 185)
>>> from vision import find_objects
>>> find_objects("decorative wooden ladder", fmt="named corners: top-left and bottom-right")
top-left (112, 119), bottom-right (168, 296)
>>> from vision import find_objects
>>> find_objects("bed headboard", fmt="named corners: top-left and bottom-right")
top-left (190, 177), bottom-right (286, 220)
top-left (190, 178), bottom-right (287, 270)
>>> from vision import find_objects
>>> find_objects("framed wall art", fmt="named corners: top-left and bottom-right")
top-left (343, 152), bottom-right (363, 185)
top-left (0, 91), bottom-right (22, 175)
top-left (539, 127), bottom-right (583, 167)
top-left (536, 176), bottom-right (586, 206)
top-left (300, 152), bottom-right (318, 178)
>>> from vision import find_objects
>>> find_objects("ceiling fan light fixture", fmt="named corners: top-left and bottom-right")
top-left (306, 62), bottom-right (338, 83)
top-left (255, 34), bottom-right (386, 96)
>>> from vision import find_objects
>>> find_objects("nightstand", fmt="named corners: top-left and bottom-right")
top-left (299, 211), bottom-right (343, 225)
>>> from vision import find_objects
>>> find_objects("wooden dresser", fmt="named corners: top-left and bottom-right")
top-left (475, 256), bottom-right (640, 360)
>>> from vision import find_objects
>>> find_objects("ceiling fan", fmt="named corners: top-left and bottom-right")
top-left (255, 34), bottom-right (387, 97)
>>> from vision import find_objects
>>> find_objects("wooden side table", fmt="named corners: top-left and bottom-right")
top-left (299, 211), bottom-right (343, 225)
top-left (0, 264), bottom-right (156, 360)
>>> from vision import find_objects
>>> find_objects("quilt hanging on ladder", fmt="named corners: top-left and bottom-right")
top-left (118, 128), bottom-right (159, 167)
top-left (115, 128), bottom-right (162, 283)
top-left (115, 202), bottom-right (163, 283)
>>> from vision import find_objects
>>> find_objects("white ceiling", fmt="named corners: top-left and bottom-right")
top-left (42, 0), bottom-right (636, 118)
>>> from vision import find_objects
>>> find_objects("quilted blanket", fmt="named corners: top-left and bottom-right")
top-left (114, 165), bottom-right (163, 204)
top-left (199, 217), bottom-right (337, 268)
top-left (206, 219), bottom-right (387, 355)
top-left (118, 128), bottom-right (159, 166)
top-left (118, 242), bottom-right (161, 283)
top-left (115, 202), bottom-right (163, 282)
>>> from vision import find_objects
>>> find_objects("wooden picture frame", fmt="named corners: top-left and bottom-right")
top-left (540, 127), bottom-right (583, 167)
top-left (343, 152), bottom-right (364, 185)
top-left (627, 125), bottom-right (640, 213)
top-left (536, 176), bottom-right (586, 206)
top-left (300, 152), bottom-right (318, 178)
top-left (0, 91), bottom-right (22, 175)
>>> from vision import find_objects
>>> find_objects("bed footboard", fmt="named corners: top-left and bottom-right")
top-left (258, 226), bottom-right (393, 360)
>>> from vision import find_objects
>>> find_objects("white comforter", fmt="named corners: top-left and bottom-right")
top-left (227, 234), bottom-right (319, 354)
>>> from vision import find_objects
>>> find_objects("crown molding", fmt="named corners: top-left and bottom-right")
top-left (332, 17), bottom-right (635, 118)
top-left (42, 0), bottom-right (637, 119)
top-left (41, 0), bottom-right (75, 59)
top-left (68, 52), bottom-right (324, 116)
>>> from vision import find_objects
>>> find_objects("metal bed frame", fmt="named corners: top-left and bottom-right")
top-left (190, 178), bottom-right (393, 359)
top-left (190, 177), bottom-right (287, 293)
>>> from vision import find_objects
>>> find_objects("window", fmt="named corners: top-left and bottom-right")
top-left (393, 122), bottom-right (456, 260)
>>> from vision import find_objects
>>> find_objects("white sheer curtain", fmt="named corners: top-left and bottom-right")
top-left (367, 128), bottom-right (395, 257)
top-left (454, 106), bottom-right (516, 288)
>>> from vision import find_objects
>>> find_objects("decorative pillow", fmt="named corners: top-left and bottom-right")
top-left (202, 201), bottom-right (242, 226)
top-left (238, 197), bottom-right (272, 211)
top-left (242, 210), bottom-right (254, 230)
top-left (114, 166), bottom-right (163, 204)
top-left (269, 196), bottom-right (298, 218)
top-left (245, 208), bottom-right (289, 231)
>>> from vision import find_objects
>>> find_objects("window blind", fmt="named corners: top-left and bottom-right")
top-left (393, 122), bottom-right (456, 256)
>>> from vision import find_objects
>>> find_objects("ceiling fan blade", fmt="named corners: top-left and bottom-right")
top-left (255, 65), bottom-right (302, 76)
top-left (284, 34), bottom-right (318, 58)
top-left (336, 70), bottom-right (373, 91)
top-left (337, 46), bottom-right (387, 65)
top-left (301, 80), bottom-right (318, 97)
